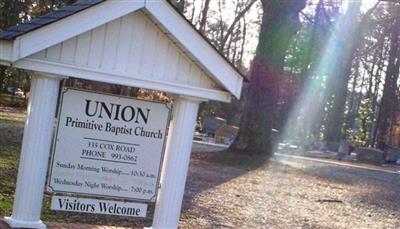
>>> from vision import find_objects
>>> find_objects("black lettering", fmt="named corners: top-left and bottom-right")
top-left (114, 104), bottom-right (121, 120)
top-left (136, 108), bottom-right (150, 124)
top-left (121, 106), bottom-right (135, 122)
top-left (99, 202), bottom-right (108, 212)
top-left (58, 198), bottom-right (66, 209)
top-left (85, 100), bottom-right (98, 117)
top-left (99, 102), bottom-right (114, 119)
top-left (65, 117), bottom-right (72, 126)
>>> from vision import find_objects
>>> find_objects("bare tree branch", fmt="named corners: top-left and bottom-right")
top-left (219, 0), bottom-right (257, 52)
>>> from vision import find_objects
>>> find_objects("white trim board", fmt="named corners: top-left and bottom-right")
top-left (14, 58), bottom-right (231, 102)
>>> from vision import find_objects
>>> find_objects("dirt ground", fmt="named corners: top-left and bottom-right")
top-left (1, 106), bottom-right (399, 228)
top-left (180, 152), bottom-right (400, 229)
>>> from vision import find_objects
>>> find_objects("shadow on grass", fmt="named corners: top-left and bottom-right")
top-left (299, 159), bottom-right (400, 186)
top-left (182, 150), bottom-right (270, 213)
top-left (356, 187), bottom-right (400, 213)
top-left (297, 159), bottom-right (400, 213)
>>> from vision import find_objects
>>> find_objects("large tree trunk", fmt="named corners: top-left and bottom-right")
top-left (229, 0), bottom-right (306, 156)
top-left (299, 0), bottom-right (323, 87)
top-left (376, 6), bottom-right (400, 149)
top-left (369, 41), bottom-right (386, 146)
top-left (343, 59), bottom-right (360, 133)
top-left (323, 1), bottom-right (361, 144)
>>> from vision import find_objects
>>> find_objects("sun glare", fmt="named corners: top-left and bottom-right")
top-left (275, 0), bottom-right (364, 154)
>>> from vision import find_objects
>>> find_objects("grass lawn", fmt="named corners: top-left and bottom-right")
top-left (0, 108), bottom-right (24, 217)
top-left (0, 144), bottom-right (19, 216)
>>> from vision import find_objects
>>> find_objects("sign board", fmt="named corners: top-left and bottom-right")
top-left (48, 88), bottom-right (171, 202)
top-left (51, 196), bottom-right (147, 217)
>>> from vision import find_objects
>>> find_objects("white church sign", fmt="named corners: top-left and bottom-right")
top-left (0, 1), bottom-right (244, 228)
top-left (48, 88), bottom-right (170, 201)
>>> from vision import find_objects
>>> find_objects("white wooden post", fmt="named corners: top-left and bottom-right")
top-left (152, 96), bottom-right (201, 229)
top-left (4, 73), bottom-right (63, 229)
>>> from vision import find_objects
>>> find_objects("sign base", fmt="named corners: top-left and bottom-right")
top-left (4, 216), bottom-right (47, 229)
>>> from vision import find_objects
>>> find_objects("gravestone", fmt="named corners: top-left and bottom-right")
top-left (356, 147), bottom-right (386, 165)
top-left (202, 116), bottom-right (227, 137)
top-left (215, 125), bottom-right (239, 144)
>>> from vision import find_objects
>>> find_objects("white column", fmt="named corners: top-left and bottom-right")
top-left (4, 73), bottom-right (63, 229)
top-left (152, 96), bottom-right (201, 229)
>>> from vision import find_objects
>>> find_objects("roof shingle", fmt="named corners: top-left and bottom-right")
top-left (0, 0), bottom-right (104, 40)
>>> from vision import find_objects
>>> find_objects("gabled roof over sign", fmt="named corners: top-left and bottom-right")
top-left (0, 0), bottom-right (244, 100)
